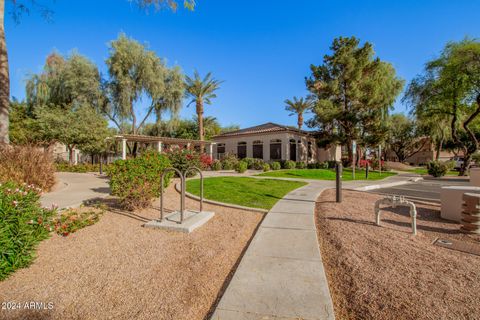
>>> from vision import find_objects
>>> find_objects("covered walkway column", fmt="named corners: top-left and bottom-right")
top-left (157, 141), bottom-right (162, 153)
top-left (207, 143), bottom-right (214, 159)
top-left (122, 138), bottom-right (127, 160)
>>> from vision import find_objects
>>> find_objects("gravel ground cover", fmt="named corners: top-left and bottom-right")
top-left (0, 182), bottom-right (263, 320)
top-left (316, 189), bottom-right (480, 320)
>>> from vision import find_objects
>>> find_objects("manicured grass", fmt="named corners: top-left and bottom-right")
top-left (257, 168), bottom-right (396, 181)
top-left (186, 177), bottom-right (307, 210)
top-left (406, 168), bottom-right (459, 176)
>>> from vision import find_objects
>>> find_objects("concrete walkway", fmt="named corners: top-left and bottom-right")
top-left (211, 174), bottom-right (417, 320)
top-left (211, 180), bottom-right (335, 320)
top-left (41, 172), bottom-right (110, 209)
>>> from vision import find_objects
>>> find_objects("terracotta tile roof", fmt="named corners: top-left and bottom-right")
top-left (213, 122), bottom-right (314, 138)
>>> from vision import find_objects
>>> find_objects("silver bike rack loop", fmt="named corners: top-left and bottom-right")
top-left (160, 167), bottom-right (185, 223)
top-left (184, 166), bottom-right (204, 212)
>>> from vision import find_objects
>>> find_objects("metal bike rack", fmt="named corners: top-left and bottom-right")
top-left (184, 166), bottom-right (204, 213)
top-left (160, 167), bottom-right (185, 223)
top-left (159, 166), bottom-right (204, 224)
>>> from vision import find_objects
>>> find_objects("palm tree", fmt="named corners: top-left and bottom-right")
top-left (284, 96), bottom-right (313, 130)
top-left (185, 71), bottom-right (222, 144)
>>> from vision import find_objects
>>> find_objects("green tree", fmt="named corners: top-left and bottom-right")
top-left (404, 39), bottom-right (480, 175)
top-left (0, 0), bottom-right (194, 145)
top-left (306, 36), bottom-right (404, 164)
top-left (284, 96), bottom-right (313, 130)
top-left (185, 71), bottom-right (222, 144)
top-left (386, 113), bottom-right (427, 162)
top-left (26, 52), bottom-right (103, 113)
top-left (105, 33), bottom-right (185, 135)
top-left (35, 105), bottom-right (110, 163)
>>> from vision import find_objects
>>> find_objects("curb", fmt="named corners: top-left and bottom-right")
top-left (352, 177), bottom-right (423, 191)
top-left (174, 182), bottom-right (268, 213)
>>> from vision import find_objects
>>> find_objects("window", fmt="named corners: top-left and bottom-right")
top-left (237, 142), bottom-right (247, 159)
top-left (270, 139), bottom-right (282, 160)
top-left (217, 143), bottom-right (225, 159)
top-left (308, 142), bottom-right (313, 160)
top-left (289, 139), bottom-right (297, 161)
top-left (252, 140), bottom-right (263, 159)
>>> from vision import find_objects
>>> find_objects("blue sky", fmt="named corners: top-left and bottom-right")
top-left (6, 0), bottom-right (480, 129)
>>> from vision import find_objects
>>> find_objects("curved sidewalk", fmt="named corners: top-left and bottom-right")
top-left (41, 172), bottom-right (110, 209)
top-left (211, 180), bottom-right (336, 320)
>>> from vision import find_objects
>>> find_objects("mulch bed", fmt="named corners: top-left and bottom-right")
top-left (0, 183), bottom-right (263, 320)
top-left (315, 189), bottom-right (480, 320)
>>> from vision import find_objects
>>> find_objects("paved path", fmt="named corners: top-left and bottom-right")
top-left (41, 172), bottom-right (110, 209)
top-left (211, 174), bottom-right (416, 320)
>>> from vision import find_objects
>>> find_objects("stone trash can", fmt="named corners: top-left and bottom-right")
top-left (462, 193), bottom-right (480, 234)
top-left (470, 168), bottom-right (480, 187)
top-left (441, 186), bottom-right (480, 221)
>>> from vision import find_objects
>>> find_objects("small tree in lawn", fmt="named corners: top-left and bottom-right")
top-left (185, 71), bottom-right (222, 147)
top-left (284, 96), bottom-right (313, 130)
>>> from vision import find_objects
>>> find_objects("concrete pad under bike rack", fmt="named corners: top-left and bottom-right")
top-left (144, 167), bottom-right (214, 233)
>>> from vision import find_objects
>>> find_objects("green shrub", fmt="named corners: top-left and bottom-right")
top-left (0, 181), bottom-right (56, 280)
top-left (0, 145), bottom-right (55, 192)
top-left (107, 152), bottom-right (172, 210)
top-left (211, 160), bottom-right (223, 171)
top-left (262, 163), bottom-right (271, 172)
top-left (296, 162), bottom-right (306, 169)
top-left (249, 158), bottom-right (265, 170)
top-left (327, 160), bottom-right (337, 169)
top-left (236, 161), bottom-right (248, 173)
top-left (271, 162), bottom-right (281, 170)
top-left (165, 148), bottom-right (202, 177)
top-left (444, 160), bottom-right (456, 171)
top-left (55, 162), bottom-right (102, 173)
top-left (221, 153), bottom-right (239, 170)
top-left (283, 160), bottom-right (296, 169)
top-left (427, 161), bottom-right (449, 177)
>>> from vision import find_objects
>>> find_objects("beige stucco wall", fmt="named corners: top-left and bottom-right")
top-left (213, 132), bottom-right (338, 163)
top-left (317, 145), bottom-right (341, 162)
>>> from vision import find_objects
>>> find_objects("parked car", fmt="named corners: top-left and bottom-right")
top-left (451, 156), bottom-right (464, 170)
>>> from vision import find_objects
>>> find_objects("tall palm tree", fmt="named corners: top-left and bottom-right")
top-left (284, 96), bottom-right (313, 130)
top-left (185, 71), bottom-right (222, 144)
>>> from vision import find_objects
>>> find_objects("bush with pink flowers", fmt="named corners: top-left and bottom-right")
top-left (0, 181), bottom-right (56, 280)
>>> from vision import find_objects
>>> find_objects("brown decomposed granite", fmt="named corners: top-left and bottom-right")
top-left (315, 189), bottom-right (480, 320)
top-left (0, 183), bottom-right (263, 320)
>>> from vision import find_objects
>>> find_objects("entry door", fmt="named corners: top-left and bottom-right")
top-left (290, 142), bottom-right (297, 161)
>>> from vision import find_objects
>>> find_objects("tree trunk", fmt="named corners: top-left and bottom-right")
top-left (196, 99), bottom-right (204, 151)
top-left (0, 0), bottom-right (10, 145)
top-left (68, 146), bottom-right (75, 164)
top-left (297, 113), bottom-right (303, 130)
top-left (435, 135), bottom-right (444, 161)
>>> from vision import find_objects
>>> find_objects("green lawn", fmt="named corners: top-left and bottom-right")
top-left (257, 168), bottom-right (397, 181)
top-left (186, 177), bottom-right (307, 210)
top-left (406, 168), bottom-right (459, 176)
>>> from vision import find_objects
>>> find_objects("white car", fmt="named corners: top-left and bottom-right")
top-left (451, 156), bottom-right (464, 170)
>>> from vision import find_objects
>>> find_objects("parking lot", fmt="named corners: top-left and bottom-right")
top-left (368, 177), bottom-right (470, 203)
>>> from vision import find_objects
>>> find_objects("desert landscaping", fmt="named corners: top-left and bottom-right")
top-left (316, 189), bottom-right (480, 320)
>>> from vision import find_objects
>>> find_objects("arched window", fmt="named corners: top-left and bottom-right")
top-left (252, 140), bottom-right (263, 159)
top-left (270, 139), bottom-right (282, 160)
top-left (237, 141), bottom-right (247, 159)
